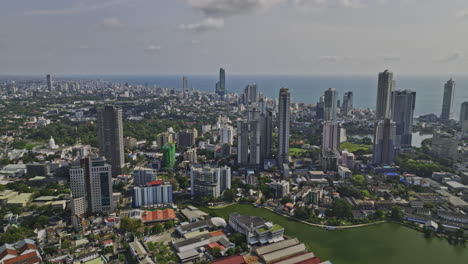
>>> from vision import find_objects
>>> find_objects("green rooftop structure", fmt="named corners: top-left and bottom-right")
top-left (162, 143), bottom-right (176, 168)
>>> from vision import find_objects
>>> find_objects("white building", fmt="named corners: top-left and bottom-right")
top-left (133, 181), bottom-right (173, 207)
top-left (220, 125), bottom-right (234, 145)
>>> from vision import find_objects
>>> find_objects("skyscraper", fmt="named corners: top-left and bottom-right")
top-left (46, 74), bottom-right (52, 91)
top-left (237, 119), bottom-right (261, 166)
top-left (441, 79), bottom-right (455, 121)
top-left (278, 88), bottom-right (291, 165)
top-left (182, 76), bottom-right (188, 92)
top-left (376, 70), bottom-right (394, 119)
top-left (219, 166), bottom-right (231, 193)
top-left (342, 91), bottom-right (353, 116)
top-left (372, 119), bottom-right (396, 165)
top-left (97, 106), bottom-right (125, 176)
top-left (259, 110), bottom-right (273, 163)
top-left (322, 121), bottom-right (339, 157)
top-left (324, 88), bottom-right (337, 121)
top-left (190, 165), bottom-right (221, 198)
top-left (215, 68), bottom-right (226, 96)
top-left (220, 125), bottom-right (234, 145)
top-left (392, 90), bottom-right (416, 149)
top-left (460, 102), bottom-right (468, 122)
top-left (70, 157), bottom-right (114, 214)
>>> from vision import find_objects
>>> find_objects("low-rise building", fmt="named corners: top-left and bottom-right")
top-left (228, 213), bottom-right (284, 245)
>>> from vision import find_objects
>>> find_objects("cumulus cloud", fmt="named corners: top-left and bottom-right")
top-left (434, 51), bottom-right (463, 63)
top-left (293, 0), bottom-right (366, 9)
top-left (185, 0), bottom-right (284, 17)
top-left (25, 0), bottom-right (134, 15)
top-left (144, 44), bottom-right (161, 53)
top-left (100, 17), bottom-right (124, 30)
top-left (178, 18), bottom-right (225, 32)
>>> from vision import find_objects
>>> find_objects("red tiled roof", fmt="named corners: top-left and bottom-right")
top-left (0, 249), bottom-right (18, 260)
top-left (103, 239), bottom-right (113, 245)
top-left (146, 180), bottom-right (164, 186)
top-left (18, 244), bottom-right (37, 255)
top-left (212, 255), bottom-right (246, 264)
top-left (209, 230), bottom-right (224, 237)
top-left (295, 257), bottom-right (321, 264)
top-left (142, 209), bottom-right (176, 222)
top-left (4, 252), bottom-right (41, 264)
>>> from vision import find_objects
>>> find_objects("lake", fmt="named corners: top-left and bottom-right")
top-left (202, 204), bottom-right (468, 264)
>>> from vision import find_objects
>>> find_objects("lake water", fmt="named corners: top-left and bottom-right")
top-left (203, 204), bottom-right (468, 264)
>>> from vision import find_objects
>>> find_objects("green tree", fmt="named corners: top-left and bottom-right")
top-left (164, 220), bottom-right (175, 229)
top-left (280, 197), bottom-right (294, 205)
top-left (329, 200), bottom-right (353, 219)
top-left (152, 224), bottom-right (164, 234)
top-left (390, 206), bottom-right (404, 221)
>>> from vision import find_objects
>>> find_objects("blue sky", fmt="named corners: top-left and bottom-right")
top-left (1, 0), bottom-right (468, 75)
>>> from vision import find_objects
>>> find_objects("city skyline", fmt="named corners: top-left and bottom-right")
top-left (1, 0), bottom-right (468, 75)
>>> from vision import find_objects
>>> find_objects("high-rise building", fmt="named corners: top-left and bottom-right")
top-left (460, 102), bottom-right (468, 123)
top-left (133, 169), bottom-right (158, 187)
top-left (322, 121), bottom-right (339, 157)
top-left (391, 90), bottom-right (416, 149)
top-left (177, 128), bottom-right (198, 148)
top-left (237, 119), bottom-right (261, 166)
top-left (46, 74), bottom-right (53, 91)
top-left (372, 119), bottom-right (396, 164)
top-left (162, 143), bottom-right (176, 168)
top-left (220, 125), bottom-right (234, 145)
top-left (183, 148), bottom-right (198, 163)
top-left (268, 180), bottom-right (290, 198)
top-left (97, 106), bottom-right (125, 176)
top-left (342, 91), bottom-right (353, 116)
top-left (190, 165), bottom-right (220, 198)
top-left (133, 180), bottom-right (173, 207)
top-left (243, 84), bottom-right (258, 105)
top-left (219, 166), bottom-right (231, 193)
top-left (215, 68), bottom-right (226, 96)
top-left (259, 110), bottom-right (273, 163)
top-left (441, 78), bottom-right (455, 121)
top-left (461, 102), bottom-right (468, 133)
top-left (70, 158), bottom-right (113, 214)
top-left (278, 88), bottom-right (291, 165)
top-left (157, 132), bottom-right (174, 149)
top-left (431, 132), bottom-right (458, 160)
top-left (324, 88), bottom-right (337, 121)
top-left (376, 70), bottom-right (394, 119)
top-left (183, 76), bottom-right (188, 91)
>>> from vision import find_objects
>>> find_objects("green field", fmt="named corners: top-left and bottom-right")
top-left (201, 204), bottom-right (468, 264)
top-left (339, 142), bottom-right (371, 153)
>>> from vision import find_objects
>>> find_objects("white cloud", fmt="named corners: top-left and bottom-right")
top-left (100, 17), bottom-right (124, 30)
top-left (293, 0), bottom-right (366, 9)
top-left (186, 0), bottom-right (284, 17)
top-left (144, 44), bottom-right (161, 53)
top-left (434, 51), bottom-right (463, 63)
top-left (456, 10), bottom-right (468, 19)
top-left (178, 18), bottom-right (225, 32)
top-left (25, 0), bottom-right (135, 15)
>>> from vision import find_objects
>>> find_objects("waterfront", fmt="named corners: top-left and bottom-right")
top-left (349, 132), bottom-right (432, 148)
top-left (202, 204), bottom-right (468, 264)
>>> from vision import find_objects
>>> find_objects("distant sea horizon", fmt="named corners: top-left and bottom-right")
top-left (2, 74), bottom-right (468, 117)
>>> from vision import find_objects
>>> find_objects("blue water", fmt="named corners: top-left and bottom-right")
top-left (6, 74), bottom-right (468, 117)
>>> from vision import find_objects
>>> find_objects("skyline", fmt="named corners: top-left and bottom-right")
top-left (1, 0), bottom-right (468, 75)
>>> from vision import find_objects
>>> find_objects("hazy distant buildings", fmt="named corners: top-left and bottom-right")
top-left (372, 119), bottom-right (396, 164)
top-left (70, 158), bottom-right (113, 214)
top-left (324, 88), bottom-right (337, 121)
top-left (392, 90), bottom-right (416, 149)
top-left (97, 106), bottom-right (125, 176)
top-left (243, 84), bottom-right (258, 105)
top-left (215, 68), bottom-right (226, 96)
top-left (183, 76), bottom-right (188, 91)
top-left (342, 91), bottom-right (353, 116)
top-left (441, 78), bottom-right (455, 121)
top-left (278, 88), bottom-right (291, 165)
top-left (376, 70), bottom-right (394, 119)
top-left (46, 74), bottom-right (53, 91)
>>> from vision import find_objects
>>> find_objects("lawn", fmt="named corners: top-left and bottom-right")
top-left (339, 142), bottom-right (371, 153)
top-left (289, 148), bottom-right (308, 156)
